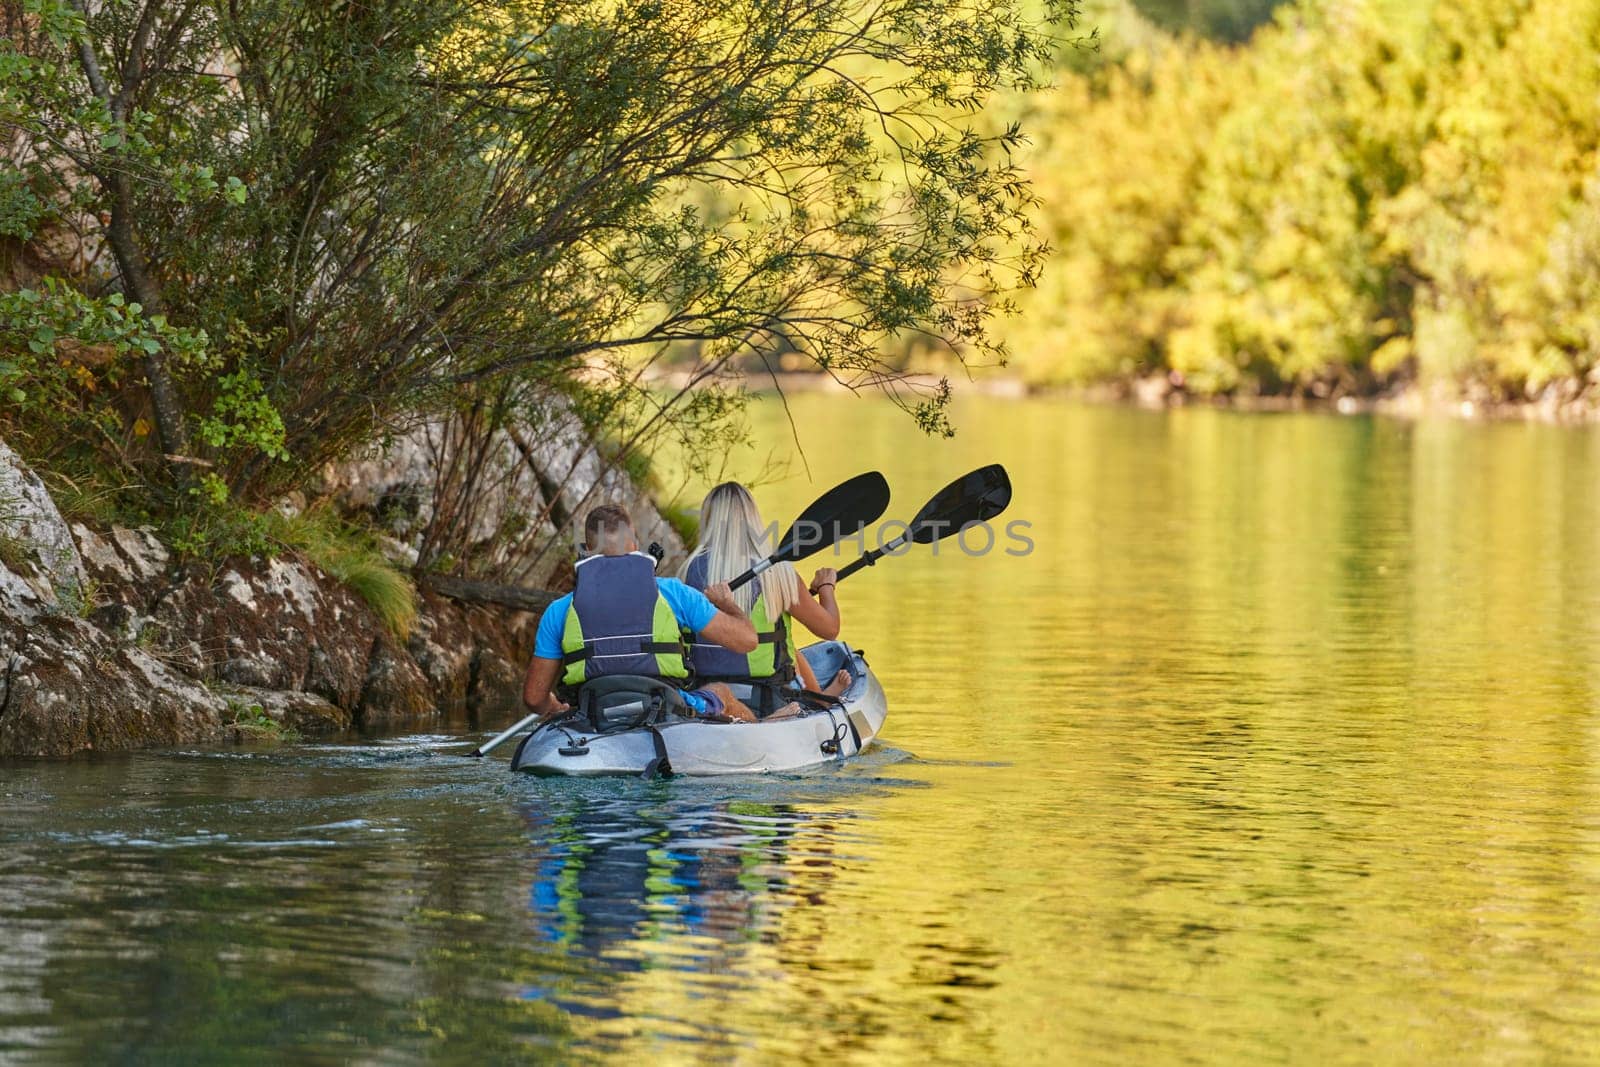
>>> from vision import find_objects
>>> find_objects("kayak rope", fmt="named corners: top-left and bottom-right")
top-left (819, 709), bottom-right (853, 757)
top-left (823, 705), bottom-right (861, 753)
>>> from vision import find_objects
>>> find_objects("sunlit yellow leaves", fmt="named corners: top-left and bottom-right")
top-left (1370, 336), bottom-right (1411, 377)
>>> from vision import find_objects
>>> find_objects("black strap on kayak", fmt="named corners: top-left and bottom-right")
top-left (641, 724), bottom-right (673, 779)
top-left (839, 707), bottom-right (861, 752)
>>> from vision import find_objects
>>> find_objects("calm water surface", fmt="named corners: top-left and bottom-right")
top-left (5, 398), bottom-right (1600, 1064)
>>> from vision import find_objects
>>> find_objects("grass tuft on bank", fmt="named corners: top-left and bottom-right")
top-left (284, 511), bottom-right (419, 638)
top-left (42, 468), bottom-right (418, 637)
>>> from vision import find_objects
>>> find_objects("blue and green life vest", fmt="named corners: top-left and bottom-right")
top-left (683, 554), bottom-right (795, 683)
top-left (559, 552), bottom-right (690, 687)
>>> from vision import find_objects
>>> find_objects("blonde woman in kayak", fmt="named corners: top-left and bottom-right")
top-left (681, 481), bottom-right (851, 703)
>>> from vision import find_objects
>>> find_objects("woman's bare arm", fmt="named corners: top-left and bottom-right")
top-left (787, 567), bottom-right (840, 640)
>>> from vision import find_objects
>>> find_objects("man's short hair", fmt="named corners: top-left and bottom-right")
top-left (584, 504), bottom-right (635, 552)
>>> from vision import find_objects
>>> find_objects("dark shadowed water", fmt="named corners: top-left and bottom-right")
top-left (5, 398), bottom-right (1600, 1063)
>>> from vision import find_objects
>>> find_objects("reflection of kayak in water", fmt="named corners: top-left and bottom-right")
top-left (515, 793), bottom-right (843, 1014)
top-left (511, 641), bottom-right (887, 776)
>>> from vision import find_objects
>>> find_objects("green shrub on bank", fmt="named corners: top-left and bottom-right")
top-left (222, 699), bottom-right (301, 743)
top-left (0, 529), bottom-right (31, 576)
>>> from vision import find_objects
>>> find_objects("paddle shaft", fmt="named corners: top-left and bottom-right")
top-left (729, 557), bottom-right (773, 592)
top-left (834, 531), bottom-right (909, 583)
top-left (835, 518), bottom-right (980, 583)
top-left (827, 464), bottom-right (1012, 587)
top-left (834, 516), bottom-right (993, 584)
top-left (472, 710), bottom-right (545, 758)
top-left (724, 471), bottom-right (891, 591)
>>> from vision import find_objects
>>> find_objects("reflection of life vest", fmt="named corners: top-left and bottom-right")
top-left (684, 554), bottom-right (795, 682)
top-left (559, 552), bottom-right (689, 687)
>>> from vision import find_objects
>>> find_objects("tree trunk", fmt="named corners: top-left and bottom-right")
top-left (71, 2), bottom-right (191, 468)
top-left (106, 202), bottom-right (190, 461)
top-left (419, 574), bottom-right (560, 616)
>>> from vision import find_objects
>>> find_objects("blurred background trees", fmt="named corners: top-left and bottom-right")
top-left (1132, 0), bottom-right (1279, 41)
top-left (1008, 0), bottom-right (1600, 403)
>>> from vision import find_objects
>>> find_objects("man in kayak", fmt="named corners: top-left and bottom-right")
top-left (520, 504), bottom-right (763, 722)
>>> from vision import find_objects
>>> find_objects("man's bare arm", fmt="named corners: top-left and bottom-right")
top-left (521, 656), bottom-right (567, 717)
top-left (700, 581), bottom-right (758, 653)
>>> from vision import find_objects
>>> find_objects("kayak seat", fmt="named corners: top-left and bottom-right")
top-left (800, 642), bottom-right (857, 690)
top-left (569, 675), bottom-right (690, 734)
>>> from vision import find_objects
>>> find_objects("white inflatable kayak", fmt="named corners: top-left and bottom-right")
top-left (510, 641), bottom-right (887, 776)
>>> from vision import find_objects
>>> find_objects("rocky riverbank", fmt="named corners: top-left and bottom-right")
top-left (1, 438), bottom-right (541, 758)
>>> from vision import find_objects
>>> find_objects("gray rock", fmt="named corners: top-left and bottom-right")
top-left (109, 525), bottom-right (169, 581)
top-left (468, 646), bottom-right (526, 728)
top-left (72, 524), bottom-right (133, 584)
top-left (319, 396), bottom-right (686, 588)
top-left (0, 614), bottom-right (226, 757)
top-left (515, 400), bottom-right (686, 572)
top-left (0, 438), bottom-right (88, 614)
top-left (70, 523), bottom-right (174, 620)
top-left (149, 556), bottom-right (376, 704)
top-left (406, 596), bottom-right (475, 713)
top-left (356, 633), bottom-right (437, 729)
top-left (0, 436), bottom-right (540, 757)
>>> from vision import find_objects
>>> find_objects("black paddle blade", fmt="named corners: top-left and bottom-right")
top-left (775, 470), bottom-right (891, 561)
top-left (908, 464), bottom-right (1012, 544)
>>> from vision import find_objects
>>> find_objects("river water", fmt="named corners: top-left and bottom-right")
top-left (4, 397), bottom-right (1600, 1064)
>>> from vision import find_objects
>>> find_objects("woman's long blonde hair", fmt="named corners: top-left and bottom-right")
top-left (681, 482), bottom-right (801, 617)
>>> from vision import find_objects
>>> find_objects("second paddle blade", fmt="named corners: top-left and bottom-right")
top-left (909, 463), bottom-right (1012, 544)
top-left (775, 470), bottom-right (892, 561)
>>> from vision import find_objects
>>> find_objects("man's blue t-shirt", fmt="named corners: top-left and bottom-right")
top-left (533, 577), bottom-right (718, 660)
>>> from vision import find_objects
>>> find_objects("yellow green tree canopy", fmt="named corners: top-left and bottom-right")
top-left (1010, 0), bottom-right (1600, 401)
top-left (1, 0), bottom-right (1069, 506)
